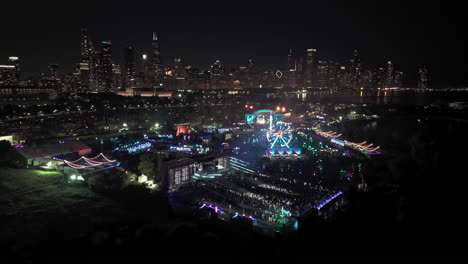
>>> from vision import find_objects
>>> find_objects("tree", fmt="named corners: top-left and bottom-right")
top-left (0, 140), bottom-right (12, 161)
top-left (138, 152), bottom-right (160, 182)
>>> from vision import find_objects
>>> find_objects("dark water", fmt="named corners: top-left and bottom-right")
top-left (294, 90), bottom-right (468, 106)
top-left (319, 91), bottom-right (468, 154)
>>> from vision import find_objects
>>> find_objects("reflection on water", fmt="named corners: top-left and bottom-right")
top-left (290, 90), bottom-right (468, 106)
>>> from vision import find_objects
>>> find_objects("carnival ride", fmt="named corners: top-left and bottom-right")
top-left (62, 153), bottom-right (118, 169)
top-left (267, 121), bottom-right (293, 149)
top-left (314, 129), bottom-right (381, 154)
top-left (266, 121), bottom-right (302, 155)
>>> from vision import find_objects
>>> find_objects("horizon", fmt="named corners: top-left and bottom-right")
top-left (0, 1), bottom-right (465, 88)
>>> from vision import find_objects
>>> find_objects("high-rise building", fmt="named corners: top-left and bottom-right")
top-left (80, 28), bottom-right (91, 63)
top-left (39, 64), bottom-right (61, 90)
top-left (0, 57), bottom-right (20, 86)
top-left (304, 49), bottom-right (317, 87)
top-left (385, 61), bottom-right (394, 88)
top-left (394, 71), bottom-right (403, 88)
top-left (150, 32), bottom-right (162, 86)
top-left (328, 61), bottom-right (338, 90)
top-left (376, 67), bottom-right (386, 88)
top-left (287, 49), bottom-right (297, 88)
top-left (174, 57), bottom-right (184, 79)
top-left (0, 64), bottom-right (17, 86)
top-left (316, 60), bottom-right (329, 88)
top-left (288, 48), bottom-right (296, 72)
top-left (349, 49), bottom-right (361, 89)
top-left (247, 58), bottom-right (256, 88)
top-left (77, 62), bottom-right (91, 93)
top-left (336, 65), bottom-right (348, 88)
top-left (418, 66), bottom-right (428, 91)
top-left (79, 28), bottom-right (94, 92)
top-left (95, 41), bottom-right (113, 92)
top-left (124, 46), bottom-right (136, 88)
top-left (141, 53), bottom-right (151, 84)
top-left (210, 60), bottom-right (224, 77)
top-left (48, 64), bottom-right (59, 79)
top-left (112, 64), bottom-right (123, 91)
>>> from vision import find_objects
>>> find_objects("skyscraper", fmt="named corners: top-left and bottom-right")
top-left (151, 32), bottom-right (162, 86)
top-left (349, 49), bottom-right (361, 89)
top-left (288, 48), bottom-right (296, 72)
top-left (394, 71), bottom-right (403, 88)
top-left (48, 64), bottom-right (59, 80)
top-left (79, 28), bottom-right (93, 92)
top-left (287, 49), bottom-right (297, 88)
top-left (385, 61), bottom-right (394, 88)
top-left (174, 57), bottom-right (184, 79)
top-left (316, 60), bottom-right (329, 88)
top-left (336, 65), bottom-right (348, 89)
top-left (124, 46), bottom-right (136, 88)
top-left (210, 60), bottom-right (224, 77)
top-left (418, 66), bottom-right (428, 91)
top-left (112, 64), bottom-right (123, 91)
top-left (304, 49), bottom-right (317, 87)
top-left (247, 58), bottom-right (256, 88)
top-left (80, 28), bottom-right (91, 63)
top-left (0, 57), bottom-right (20, 86)
top-left (95, 41), bottom-right (113, 92)
top-left (141, 53), bottom-right (151, 84)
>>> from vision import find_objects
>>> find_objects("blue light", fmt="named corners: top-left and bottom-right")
top-left (293, 221), bottom-right (298, 230)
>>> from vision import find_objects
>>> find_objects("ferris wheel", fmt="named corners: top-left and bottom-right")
top-left (266, 122), bottom-right (293, 148)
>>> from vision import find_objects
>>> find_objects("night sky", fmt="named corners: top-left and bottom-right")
top-left (1, 1), bottom-right (465, 88)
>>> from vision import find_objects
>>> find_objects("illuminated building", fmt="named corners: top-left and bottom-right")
top-left (375, 67), bottom-right (386, 88)
top-left (304, 48), bottom-right (317, 87)
top-left (418, 66), bottom-right (428, 91)
top-left (39, 64), bottom-right (61, 91)
top-left (296, 56), bottom-right (304, 88)
top-left (124, 46), bottom-right (136, 88)
top-left (141, 53), bottom-right (150, 83)
top-left (95, 41), bottom-right (113, 92)
top-left (174, 57), bottom-right (185, 79)
top-left (80, 28), bottom-right (91, 63)
top-left (394, 71), bottom-right (403, 88)
top-left (316, 60), bottom-right (329, 88)
top-left (328, 61), bottom-right (338, 90)
top-left (248, 58), bottom-right (255, 86)
top-left (0, 57), bottom-right (20, 86)
top-left (385, 61), bottom-right (394, 88)
top-left (288, 48), bottom-right (296, 72)
top-left (150, 32), bottom-right (162, 86)
top-left (48, 64), bottom-right (59, 80)
top-left (210, 59), bottom-right (224, 78)
top-left (287, 48), bottom-right (297, 88)
top-left (112, 64), bottom-right (123, 91)
top-left (163, 158), bottom-right (197, 193)
top-left (349, 49), bottom-right (361, 89)
top-left (336, 65), bottom-right (348, 89)
top-left (79, 28), bottom-right (93, 92)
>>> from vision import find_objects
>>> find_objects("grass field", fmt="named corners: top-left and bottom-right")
top-left (0, 167), bottom-right (121, 214)
top-left (0, 168), bottom-right (63, 193)
top-left (0, 166), bottom-right (128, 254)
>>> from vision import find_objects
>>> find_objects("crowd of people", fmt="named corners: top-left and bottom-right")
top-left (192, 171), bottom-right (340, 226)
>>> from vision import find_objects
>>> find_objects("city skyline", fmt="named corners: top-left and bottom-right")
top-left (2, 1), bottom-right (468, 261)
top-left (1, 1), bottom-right (465, 88)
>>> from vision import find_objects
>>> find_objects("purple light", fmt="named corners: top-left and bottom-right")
top-left (199, 203), bottom-right (220, 213)
top-left (317, 191), bottom-right (343, 210)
